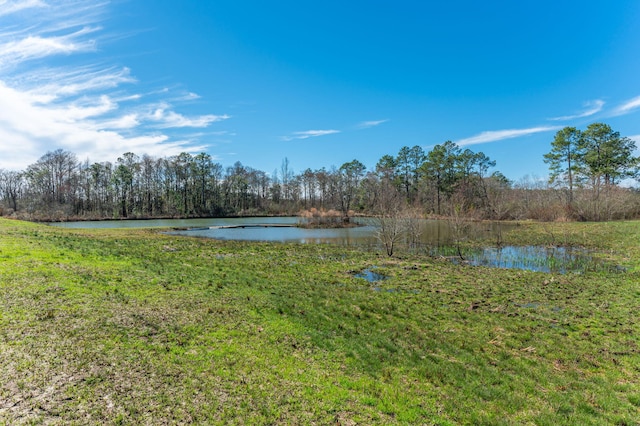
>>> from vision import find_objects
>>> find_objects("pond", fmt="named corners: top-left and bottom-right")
top-left (48, 216), bottom-right (299, 230)
top-left (49, 216), bottom-right (509, 246)
top-left (49, 217), bottom-right (617, 273)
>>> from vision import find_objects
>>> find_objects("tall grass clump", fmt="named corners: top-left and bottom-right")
top-left (298, 207), bottom-right (351, 228)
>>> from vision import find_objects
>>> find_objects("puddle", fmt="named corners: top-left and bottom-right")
top-left (353, 268), bottom-right (420, 294)
top-left (518, 302), bottom-right (540, 309)
top-left (448, 245), bottom-right (622, 274)
top-left (354, 268), bottom-right (387, 282)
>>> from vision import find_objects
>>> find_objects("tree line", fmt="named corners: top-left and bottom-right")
top-left (1, 122), bottom-right (638, 222)
top-left (544, 123), bottom-right (639, 220)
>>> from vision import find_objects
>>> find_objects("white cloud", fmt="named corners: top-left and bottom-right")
top-left (0, 0), bottom-right (46, 17)
top-left (456, 126), bottom-right (562, 147)
top-left (282, 129), bottom-right (340, 141)
top-left (0, 81), bottom-right (202, 168)
top-left (148, 106), bottom-right (230, 128)
top-left (612, 96), bottom-right (640, 116)
top-left (0, 27), bottom-right (99, 69)
top-left (357, 119), bottom-right (388, 129)
top-left (0, 0), bottom-right (229, 170)
top-left (0, 78), bottom-right (225, 169)
top-left (115, 93), bottom-right (142, 102)
top-left (21, 66), bottom-right (136, 103)
top-left (59, 95), bottom-right (117, 121)
top-left (549, 100), bottom-right (604, 121)
top-left (179, 92), bottom-right (201, 101)
top-left (99, 113), bottom-right (141, 130)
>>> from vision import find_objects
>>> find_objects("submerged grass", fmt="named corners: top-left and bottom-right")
top-left (1, 218), bottom-right (639, 424)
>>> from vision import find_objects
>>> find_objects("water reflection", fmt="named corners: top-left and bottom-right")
top-left (450, 245), bottom-right (620, 274)
top-left (354, 268), bottom-right (387, 282)
top-left (48, 216), bottom-right (299, 229)
top-left (49, 216), bottom-right (511, 247)
top-left (172, 224), bottom-right (379, 245)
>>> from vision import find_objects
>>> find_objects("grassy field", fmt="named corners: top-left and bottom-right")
top-left (1, 218), bottom-right (639, 425)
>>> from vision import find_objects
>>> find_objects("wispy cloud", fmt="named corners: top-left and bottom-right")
top-left (0, 0), bottom-right (46, 17)
top-left (54, 94), bottom-right (116, 121)
top-left (0, 0), bottom-right (228, 170)
top-left (0, 27), bottom-right (99, 69)
top-left (612, 96), bottom-right (640, 116)
top-left (181, 92), bottom-right (201, 101)
top-left (19, 66), bottom-right (136, 103)
top-left (148, 105), bottom-right (230, 129)
top-left (357, 119), bottom-right (388, 129)
top-left (282, 129), bottom-right (340, 141)
top-left (456, 126), bottom-right (562, 147)
top-left (99, 113), bottom-right (140, 130)
top-left (549, 100), bottom-right (604, 121)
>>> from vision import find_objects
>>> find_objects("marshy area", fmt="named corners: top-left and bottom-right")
top-left (51, 216), bottom-right (625, 274)
top-left (1, 218), bottom-right (639, 424)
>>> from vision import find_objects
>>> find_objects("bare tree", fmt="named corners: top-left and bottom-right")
top-left (24, 149), bottom-right (78, 216)
top-left (0, 169), bottom-right (24, 212)
top-left (448, 196), bottom-right (470, 259)
top-left (373, 179), bottom-right (407, 256)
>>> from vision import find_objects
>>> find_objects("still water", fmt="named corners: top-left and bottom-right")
top-left (49, 216), bottom-right (299, 230)
top-left (49, 216), bottom-right (506, 246)
top-left (453, 245), bottom-right (619, 274)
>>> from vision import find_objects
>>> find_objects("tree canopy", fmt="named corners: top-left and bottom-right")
top-left (1, 122), bottom-right (639, 222)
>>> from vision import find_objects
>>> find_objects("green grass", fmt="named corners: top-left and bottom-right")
top-left (1, 218), bottom-right (639, 424)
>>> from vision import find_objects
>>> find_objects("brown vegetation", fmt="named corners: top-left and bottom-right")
top-left (297, 208), bottom-right (354, 228)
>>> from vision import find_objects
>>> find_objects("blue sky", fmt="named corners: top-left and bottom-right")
top-left (1, 0), bottom-right (640, 183)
